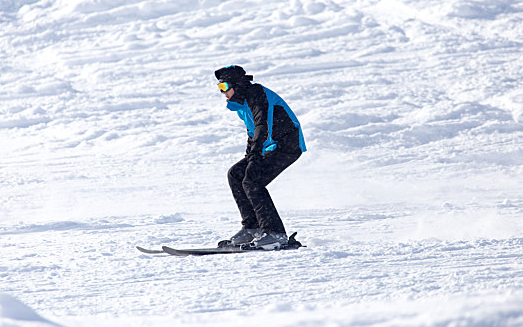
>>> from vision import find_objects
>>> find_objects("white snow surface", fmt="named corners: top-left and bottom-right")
top-left (1, 0), bottom-right (523, 326)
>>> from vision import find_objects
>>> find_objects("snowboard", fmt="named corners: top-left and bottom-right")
top-left (136, 232), bottom-right (304, 256)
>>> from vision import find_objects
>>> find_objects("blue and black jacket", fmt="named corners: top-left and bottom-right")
top-left (226, 83), bottom-right (306, 157)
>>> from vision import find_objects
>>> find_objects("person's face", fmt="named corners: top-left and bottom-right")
top-left (224, 87), bottom-right (234, 100)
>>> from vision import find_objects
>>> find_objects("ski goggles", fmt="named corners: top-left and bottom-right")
top-left (217, 81), bottom-right (232, 93)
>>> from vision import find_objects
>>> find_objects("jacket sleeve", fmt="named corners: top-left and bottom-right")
top-left (245, 136), bottom-right (253, 155)
top-left (246, 84), bottom-right (269, 155)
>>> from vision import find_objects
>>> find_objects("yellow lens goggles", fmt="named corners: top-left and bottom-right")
top-left (217, 81), bottom-right (231, 93)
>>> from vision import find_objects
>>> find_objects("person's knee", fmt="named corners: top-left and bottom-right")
top-left (227, 166), bottom-right (236, 182)
top-left (241, 176), bottom-right (253, 192)
top-left (228, 162), bottom-right (245, 185)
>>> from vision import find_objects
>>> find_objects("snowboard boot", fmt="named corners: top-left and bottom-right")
top-left (229, 228), bottom-right (261, 246)
top-left (251, 232), bottom-right (288, 250)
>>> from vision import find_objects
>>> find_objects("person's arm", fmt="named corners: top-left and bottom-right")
top-left (246, 85), bottom-right (269, 160)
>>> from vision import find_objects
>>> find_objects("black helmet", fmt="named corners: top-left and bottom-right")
top-left (215, 65), bottom-right (253, 85)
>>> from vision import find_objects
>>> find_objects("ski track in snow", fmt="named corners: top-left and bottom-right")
top-left (1, 0), bottom-right (523, 326)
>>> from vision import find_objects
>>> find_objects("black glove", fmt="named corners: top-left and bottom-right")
top-left (247, 152), bottom-right (262, 163)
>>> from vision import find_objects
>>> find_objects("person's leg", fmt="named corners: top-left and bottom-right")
top-left (242, 151), bottom-right (301, 234)
top-left (227, 157), bottom-right (258, 229)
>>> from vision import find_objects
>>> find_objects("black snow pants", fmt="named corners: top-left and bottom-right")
top-left (227, 149), bottom-right (301, 234)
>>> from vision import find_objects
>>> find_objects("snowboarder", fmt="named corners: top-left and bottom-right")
top-left (215, 65), bottom-right (306, 249)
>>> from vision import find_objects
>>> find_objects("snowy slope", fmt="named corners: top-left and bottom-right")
top-left (1, 0), bottom-right (523, 326)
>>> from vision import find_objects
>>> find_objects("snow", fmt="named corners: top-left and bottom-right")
top-left (1, 0), bottom-right (523, 326)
